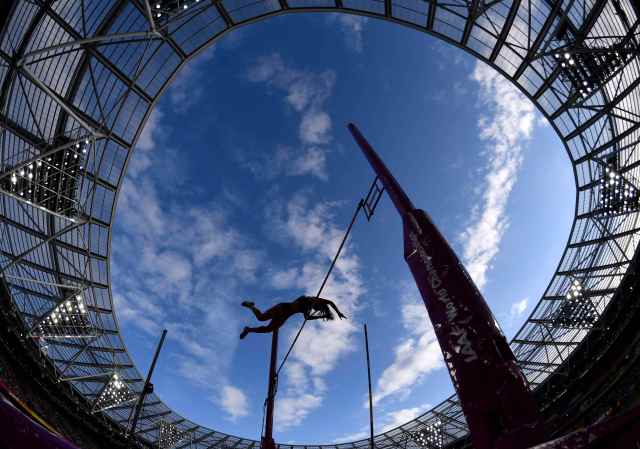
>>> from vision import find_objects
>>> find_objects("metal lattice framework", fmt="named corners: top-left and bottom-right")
top-left (0, 0), bottom-right (639, 447)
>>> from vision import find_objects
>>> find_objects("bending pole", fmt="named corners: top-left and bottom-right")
top-left (263, 329), bottom-right (279, 449)
top-left (364, 324), bottom-right (375, 449)
top-left (348, 123), bottom-right (541, 449)
top-left (277, 199), bottom-right (364, 376)
top-left (128, 329), bottom-right (167, 439)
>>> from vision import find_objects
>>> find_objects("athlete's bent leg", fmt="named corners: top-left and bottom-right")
top-left (240, 317), bottom-right (285, 339)
top-left (242, 301), bottom-right (270, 321)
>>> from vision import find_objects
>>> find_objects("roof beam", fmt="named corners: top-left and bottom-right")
top-left (512, 0), bottom-right (565, 80)
top-left (489, 0), bottom-right (522, 61)
top-left (567, 227), bottom-right (639, 249)
top-left (532, 0), bottom-right (610, 101)
top-left (210, 0), bottom-right (235, 28)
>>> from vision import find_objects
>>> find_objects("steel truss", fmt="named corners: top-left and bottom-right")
top-left (1, 0), bottom-right (640, 447)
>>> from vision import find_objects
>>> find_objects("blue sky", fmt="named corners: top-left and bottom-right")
top-left (110, 13), bottom-right (574, 444)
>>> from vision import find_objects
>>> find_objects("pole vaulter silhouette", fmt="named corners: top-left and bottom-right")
top-left (239, 295), bottom-right (347, 449)
top-left (239, 296), bottom-right (347, 339)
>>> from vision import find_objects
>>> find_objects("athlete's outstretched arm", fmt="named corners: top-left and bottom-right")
top-left (317, 298), bottom-right (347, 319)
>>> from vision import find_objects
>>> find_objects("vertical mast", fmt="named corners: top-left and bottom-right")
top-left (364, 324), bottom-right (375, 449)
top-left (262, 330), bottom-right (279, 449)
top-left (128, 329), bottom-right (168, 439)
top-left (348, 123), bottom-right (541, 449)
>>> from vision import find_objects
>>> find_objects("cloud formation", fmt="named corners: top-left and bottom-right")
top-left (113, 108), bottom-right (253, 420)
top-left (460, 62), bottom-right (537, 290)
top-left (372, 287), bottom-right (444, 405)
top-left (241, 145), bottom-right (328, 181)
top-left (265, 192), bottom-right (365, 429)
top-left (245, 54), bottom-right (336, 180)
top-left (510, 297), bottom-right (528, 319)
top-left (326, 14), bottom-right (368, 53)
top-left (333, 403), bottom-right (431, 442)
top-left (221, 385), bottom-right (250, 420)
top-left (169, 46), bottom-right (216, 113)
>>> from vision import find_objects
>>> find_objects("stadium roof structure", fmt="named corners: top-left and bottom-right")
top-left (0, 0), bottom-right (639, 448)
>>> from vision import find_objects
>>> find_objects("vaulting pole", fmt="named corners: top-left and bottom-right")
top-left (128, 329), bottom-right (167, 439)
top-left (348, 123), bottom-right (541, 449)
top-left (364, 324), bottom-right (375, 449)
top-left (262, 329), bottom-right (279, 449)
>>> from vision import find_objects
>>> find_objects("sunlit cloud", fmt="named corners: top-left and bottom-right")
top-left (333, 403), bottom-right (431, 442)
top-left (245, 54), bottom-right (335, 179)
top-left (169, 46), bottom-right (216, 114)
top-left (460, 61), bottom-right (537, 290)
top-left (325, 14), bottom-right (368, 53)
top-left (221, 385), bottom-right (250, 420)
top-left (266, 192), bottom-right (365, 430)
top-left (113, 107), bottom-right (254, 420)
top-left (510, 297), bottom-right (528, 319)
top-left (372, 286), bottom-right (443, 406)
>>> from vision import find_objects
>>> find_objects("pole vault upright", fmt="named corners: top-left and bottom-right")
top-left (347, 123), bottom-right (541, 449)
top-left (262, 330), bottom-right (278, 449)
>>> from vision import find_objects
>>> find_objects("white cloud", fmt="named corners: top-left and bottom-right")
top-left (240, 145), bottom-right (327, 181)
top-left (131, 108), bottom-right (164, 176)
top-left (247, 53), bottom-right (285, 83)
top-left (372, 287), bottom-right (444, 406)
top-left (276, 393), bottom-right (323, 429)
top-left (113, 107), bottom-right (256, 421)
top-left (333, 404), bottom-right (431, 442)
top-left (265, 192), bottom-right (365, 430)
top-left (169, 46), bottom-right (215, 113)
top-left (300, 111), bottom-right (332, 145)
top-left (333, 430), bottom-right (370, 443)
top-left (510, 297), bottom-right (528, 319)
top-left (220, 385), bottom-right (249, 420)
top-left (326, 14), bottom-right (368, 53)
top-left (380, 404), bottom-right (431, 432)
top-left (246, 54), bottom-right (335, 179)
top-left (289, 147), bottom-right (327, 179)
top-left (460, 61), bottom-right (537, 290)
top-left (232, 249), bottom-right (263, 282)
top-left (137, 108), bottom-right (162, 152)
top-left (270, 267), bottom-right (299, 290)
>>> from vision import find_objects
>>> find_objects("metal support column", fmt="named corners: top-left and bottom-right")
top-left (128, 329), bottom-right (168, 438)
top-left (262, 329), bottom-right (278, 449)
top-left (364, 324), bottom-right (375, 449)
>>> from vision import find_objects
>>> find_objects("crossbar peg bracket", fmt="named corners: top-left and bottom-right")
top-left (363, 176), bottom-right (385, 221)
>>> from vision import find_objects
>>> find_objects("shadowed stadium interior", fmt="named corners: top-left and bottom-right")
top-left (0, 0), bottom-right (640, 448)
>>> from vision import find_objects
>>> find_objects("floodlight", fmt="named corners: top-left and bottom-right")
top-left (598, 161), bottom-right (640, 216)
top-left (30, 291), bottom-right (97, 339)
top-left (554, 42), bottom-right (635, 103)
top-left (158, 420), bottom-right (190, 449)
top-left (552, 279), bottom-right (599, 328)
top-left (411, 421), bottom-right (444, 449)
top-left (92, 373), bottom-right (138, 413)
top-left (0, 138), bottom-right (90, 219)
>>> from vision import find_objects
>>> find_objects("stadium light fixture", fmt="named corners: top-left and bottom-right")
top-left (0, 137), bottom-right (91, 221)
top-left (554, 43), bottom-right (635, 102)
top-left (411, 421), bottom-right (444, 449)
top-left (598, 159), bottom-right (640, 216)
top-left (157, 420), bottom-right (190, 449)
top-left (153, 0), bottom-right (203, 22)
top-left (92, 373), bottom-right (138, 413)
top-left (30, 290), bottom-right (97, 339)
top-left (552, 279), bottom-right (599, 329)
